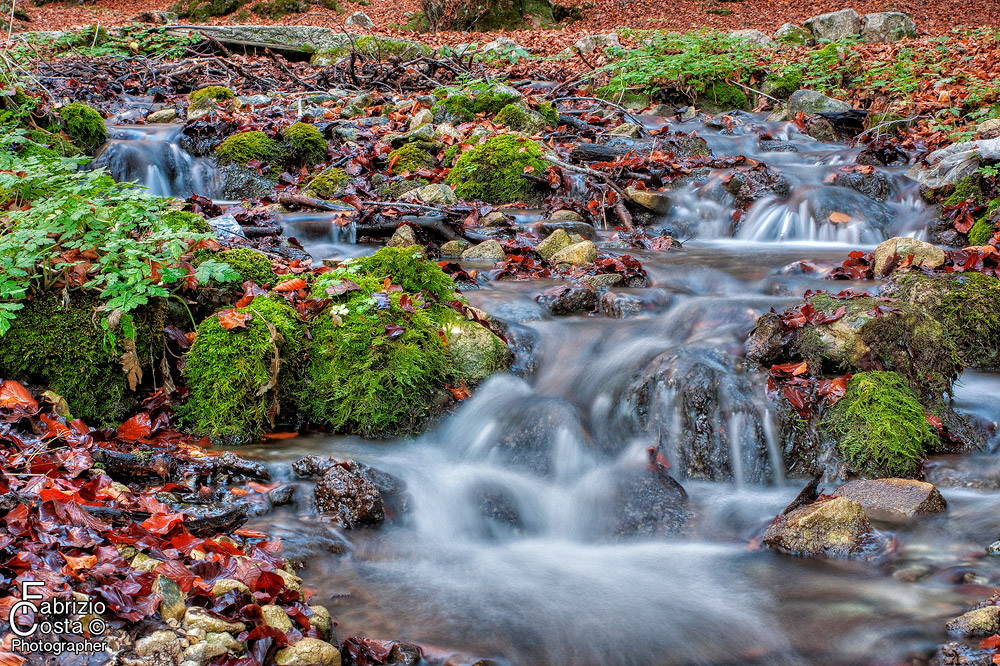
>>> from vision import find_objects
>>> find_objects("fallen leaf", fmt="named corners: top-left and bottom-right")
top-left (219, 309), bottom-right (252, 330)
top-left (828, 212), bottom-right (852, 224)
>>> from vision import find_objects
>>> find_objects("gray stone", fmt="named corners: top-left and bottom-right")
top-left (440, 239), bottom-right (471, 257)
top-left (905, 137), bottom-right (1000, 190)
top-left (833, 478), bottom-right (946, 519)
top-left (435, 123), bottom-right (463, 141)
top-left (581, 273), bottom-right (624, 289)
top-left (186, 97), bottom-right (217, 121)
top-left (979, 119), bottom-right (1000, 134)
top-left (861, 12), bottom-right (917, 43)
top-left (480, 211), bottom-right (509, 227)
top-left (608, 123), bottom-right (643, 138)
top-left (479, 37), bottom-right (524, 58)
top-left (573, 33), bottom-right (620, 53)
top-left (220, 165), bottom-right (274, 201)
top-left (462, 240), bottom-right (507, 262)
top-left (275, 638), bottom-right (341, 666)
top-left (183, 642), bottom-right (229, 665)
top-left (147, 108), bottom-right (177, 123)
top-left (550, 240), bottom-right (597, 266)
top-left (549, 209), bottom-right (584, 222)
top-left (344, 11), bottom-right (374, 28)
top-left (804, 9), bottom-right (862, 41)
top-left (763, 497), bottom-right (883, 559)
top-left (788, 89), bottom-right (853, 116)
top-left (209, 214), bottom-right (246, 240)
top-left (348, 93), bottom-right (374, 110)
top-left (414, 183), bottom-right (457, 205)
top-left (535, 283), bottom-right (598, 315)
top-left (599, 291), bottom-right (643, 318)
top-left (387, 224), bottom-right (418, 248)
top-left (445, 321), bottom-right (512, 383)
top-left (729, 29), bottom-right (776, 48)
top-left (872, 237), bottom-right (945, 274)
top-left (535, 229), bottom-right (572, 259)
top-left (775, 23), bottom-right (814, 46)
top-left (135, 630), bottom-right (182, 662)
top-left (238, 94), bottom-right (272, 107)
top-left (409, 108), bottom-right (433, 130)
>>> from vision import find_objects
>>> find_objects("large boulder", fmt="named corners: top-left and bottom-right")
top-left (804, 9), bottom-right (861, 41)
top-left (832, 478), bottom-right (946, 519)
top-left (763, 497), bottom-right (884, 558)
top-left (905, 137), bottom-right (1000, 190)
top-left (787, 90), bottom-right (853, 116)
top-left (872, 236), bottom-right (945, 275)
top-left (775, 23), bottom-right (814, 46)
top-left (861, 12), bottom-right (917, 43)
top-left (614, 459), bottom-right (690, 537)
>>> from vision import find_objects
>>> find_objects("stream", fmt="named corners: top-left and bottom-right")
top-left (102, 110), bottom-right (1000, 665)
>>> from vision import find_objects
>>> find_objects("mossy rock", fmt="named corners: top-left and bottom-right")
top-left (388, 143), bottom-right (434, 174)
top-left (58, 102), bottom-right (107, 154)
top-left (217, 248), bottom-right (277, 286)
top-left (968, 218), bottom-right (995, 246)
top-left (305, 167), bottom-right (349, 199)
top-left (0, 292), bottom-right (161, 425)
top-left (189, 86), bottom-right (235, 103)
top-left (374, 175), bottom-right (428, 199)
top-left (763, 71), bottom-right (802, 99)
top-left (180, 296), bottom-right (305, 442)
top-left (170, 0), bottom-right (243, 20)
top-left (494, 103), bottom-right (549, 133)
top-left (67, 25), bottom-right (109, 48)
top-left (820, 371), bottom-right (937, 478)
top-left (537, 101), bottom-right (560, 125)
top-left (697, 81), bottom-right (749, 112)
top-left (282, 122), bottom-right (328, 166)
top-left (214, 131), bottom-right (282, 167)
top-left (303, 246), bottom-right (508, 436)
top-left (162, 210), bottom-right (212, 234)
top-left (431, 0), bottom-right (559, 31)
top-left (21, 129), bottom-right (80, 159)
top-left (944, 175), bottom-right (986, 207)
top-left (445, 134), bottom-right (548, 204)
top-left (436, 87), bottom-right (522, 124)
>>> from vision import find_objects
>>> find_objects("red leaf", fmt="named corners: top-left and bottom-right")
top-left (979, 634), bottom-right (1000, 650)
top-left (118, 412), bottom-right (152, 442)
top-left (0, 380), bottom-right (38, 413)
top-left (274, 278), bottom-right (307, 292)
top-left (384, 323), bottom-right (405, 339)
top-left (141, 513), bottom-right (186, 534)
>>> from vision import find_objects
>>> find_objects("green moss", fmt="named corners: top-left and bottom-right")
top-left (440, 95), bottom-right (476, 123)
top-left (596, 87), bottom-right (650, 110)
top-left (821, 371), bottom-right (937, 478)
top-left (180, 296), bottom-right (304, 441)
top-left (968, 218), bottom-right (995, 246)
top-left (282, 122), bottom-right (328, 166)
top-left (537, 101), bottom-right (560, 125)
top-left (445, 134), bottom-right (548, 204)
top-left (388, 143), bottom-right (434, 174)
top-left (443, 143), bottom-right (464, 167)
top-left (162, 210), bottom-right (211, 234)
top-left (250, 0), bottom-right (309, 19)
top-left (374, 176), bottom-right (428, 199)
top-left (698, 81), bottom-right (749, 111)
top-left (217, 248), bottom-right (277, 286)
top-left (945, 175), bottom-right (986, 206)
top-left (189, 86), bottom-right (235, 103)
top-left (58, 102), bottom-right (107, 153)
top-left (494, 104), bottom-right (547, 132)
top-left (0, 293), bottom-right (160, 424)
top-left (765, 70), bottom-right (802, 99)
top-left (346, 245), bottom-right (458, 300)
top-left (21, 129), bottom-right (80, 158)
top-left (305, 167), bottom-right (348, 199)
top-left (214, 131), bottom-right (282, 167)
top-left (471, 88), bottom-right (521, 114)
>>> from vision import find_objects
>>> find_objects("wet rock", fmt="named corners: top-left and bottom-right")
top-left (581, 273), bottom-right (624, 289)
top-left (759, 138), bottom-right (798, 152)
top-left (946, 606), bottom-right (1000, 637)
top-left (485, 396), bottom-right (586, 476)
top-left (480, 211), bottom-right (510, 227)
top-left (834, 168), bottom-right (891, 201)
top-left (763, 497), bottom-right (882, 558)
top-left (136, 630), bottom-right (182, 663)
top-left (599, 291), bottom-right (643, 318)
top-left (729, 29), bottom-right (776, 48)
top-left (186, 97), bottom-right (217, 121)
top-left (211, 578), bottom-right (250, 596)
top-left (268, 484), bottom-right (297, 506)
top-left (536, 283), bottom-right (597, 315)
top-left (861, 12), bottom-right (917, 43)
top-left (538, 220), bottom-right (597, 241)
top-left (474, 483), bottom-right (523, 536)
top-left (857, 141), bottom-right (909, 167)
top-left (608, 123), bottom-right (643, 138)
top-left (550, 209), bottom-right (584, 222)
top-left (810, 186), bottom-right (894, 236)
top-left (275, 638), bottom-right (341, 666)
top-left (614, 463), bottom-right (690, 536)
top-left (536, 229), bottom-right (572, 259)
top-left (262, 605), bottom-right (294, 632)
top-left (387, 224), bottom-right (418, 248)
top-left (804, 9), bottom-right (861, 41)
top-left (936, 642), bottom-right (995, 666)
top-left (184, 607), bottom-right (245, 634)
top-left (441, 239), bottom-right (471, 257)
top-left (131, 552), bottom-right (163, 572)
top-left (872, 237), bottom-right (945, 274)
top-left (220, 164), bottom-right (274, 200)
top-left (573, 33), bottom-right (620, 53)
top-left (314, 464), bottom-right (385, 527)
top-left (905, 137), bottom-right (1000, 190)
top-left (345, 10), bottom-right (374, 28)
top-left (550, 240), bottom-right (597, 266)
top-left (147, 108), bottom-right (177, 123)
top-left (183, 642), bottom-right (229, 665)
top-left (724, 165), bottom-right (791, 209)
top-left (788, 90), bottom-right (853, 116)
top-left (309, 606), bottom-right (334, 641)
top-left (626, 186), bottom-right (672, 214)
top-left (445, 320), bottom-right (513, 384)
top-left (205, 632), bottom-right (243, 653)
top-left (833, 478), bottom-right (946, 519)
top-left (744, 311), bottom-right (784, 366)
top-left (389, 643), bottom-right (422, 666)
top-left (462, 240), bottom-right (507, 262)
top-left (155, 575), bottom-right (186, 624)
top-left (807, 117), bottom-right (839, 142)
top-left (414, 183), bottom-right (457, 205)
top-left (292, 454), bottom-right (336, 478)
top-left (775, 23), bottom-right (814, 46)
top-left (925, 455), bottom-right (1000, 491)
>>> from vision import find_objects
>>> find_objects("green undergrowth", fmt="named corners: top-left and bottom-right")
top-left (58, 102), bottom-right (106, 153)
top-left (821, 371), bottom-right (937, 478)
top-left (49, 24), bottom-right (203, 58)
top-left (217, 248), bottom-right (277, 286)
top-left (445, 134), bottom-right (548, 204)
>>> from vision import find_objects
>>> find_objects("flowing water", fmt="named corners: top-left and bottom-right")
top-left (103, 111), bottom-right (1000, 665)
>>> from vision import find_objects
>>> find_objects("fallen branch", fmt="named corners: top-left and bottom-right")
top-left (553, 96), bottom-right (651, 137)
top-left (544, 155), bottom-right (634, 229)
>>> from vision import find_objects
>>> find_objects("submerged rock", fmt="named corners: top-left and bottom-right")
top-left (763, 497), bottom-right (883, 558)
top-left (614, 461), bottom-right (690, 537)
top-left (550, 240), bottom-right (597, 266)
top-left (832, 478), bottom-right (946, 519)
top-left (535, 283), bottom-right (597, 315)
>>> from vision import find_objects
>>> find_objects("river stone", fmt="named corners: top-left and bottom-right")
top-left (131, 552), bottom-right (163, 572)
top-left (462, 240), bottom-right (507, 262)
top-left (775, 23), bottom-right (814, 46)
top-left (834, 168), bottom-right (891, 202)
top-left (211, 578), bottom-right (250, 596)
top-left (147, 108), bottom-right (177, 123)
top-left (183, 642), bottom-right (229, 664)
top-left (184, 607), bottom-right (246, 634)
top-left (539, 220), bottom-right (597, 241)
top-left (581, 273), bottom-right (624, 289)
top-left (536, 283), bottom-right (598, 315)
top-left (625, 187), bottom-right (672, 214)
top-left (205, 632), bottom-right (243, 653)
top-left (387, 225), bottom-right (418, 248)
top-left (275, 638), bottom-right (341, 666)
top-left (155, 575), bottom-right (186, 623)
top-left (905, 137), bottom-right (1000, 190)
top-left (861, 12), bottom-right (917, 43)
top-left (729, 29), bottom-right (776, 48)
top-left (614, 456), bottom-right (690, 536)
top-left (724, 165), bottom-right (791, 209)
top-left (947, 606), bottom-right (1000, 637)
top-left (574, 33), bottom-right (620, 53)
top-left (186, 97), bottom-right (217, 121)
top-left (409, 108), bottom-right (433, 130)
top-left (763, 497), bottom-right (878, 558)
top-left (446, 321), bottom-right (512, 383)
top-left (262, 605), bottom-right (294, 632)
top-left (345, 10), bottom-right (374, 28)
top-left (414, 183), bottom-right (457, 205)
top-left (536, 229), bottom-right (572, 259)
top-left (550, 209), bottom-right (584, 222)
top-left (832, 479), bottom-right (946, 519)
top-left (787, 90), bottom-right (853, 116)
top-left (608, 123), bottom-right (643, 138)
top-left (136, 630), bottom-right (182, 661)
top-left (600, 291), bottom-right (643, 318)
top-left (804, 9), bottom-right (861, 41)
top-left (221, 165), bottom-right (274, 201)
top-left (551, 240), bottom-right (598, 266)
top-left (872, 237), bottom-right (945, 275)
top-left (479, 211), bottom-right (508, 227)
top-left (440, 240), bottom-right (470, 257)
top-left (309, 606), bottom-right (334, 641)
top-left (314, 464), bottom-right (385, 527)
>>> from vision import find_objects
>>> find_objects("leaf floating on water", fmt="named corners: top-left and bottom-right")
top-left (218, 308), bottom-right (252, 331)
top-left (828, 211), bottom-right (852, 224)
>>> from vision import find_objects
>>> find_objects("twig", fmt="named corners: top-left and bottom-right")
top-left (855, 114), bottom-right (925, 140)
top-left (724, 79), bottom-right (781, 104)
top-left (544, 154), bottom-right (633, 229)
top-left (552, 96), bottom-right (651, 137)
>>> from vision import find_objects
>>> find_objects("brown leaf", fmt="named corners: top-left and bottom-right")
top-left (828, 212), bottom-right (852, 224)
top-left (218, 309), bottom-right (252, 330)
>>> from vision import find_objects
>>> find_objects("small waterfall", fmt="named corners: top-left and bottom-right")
top-left (763, 409), bottom-right (786, 485)
top-left (278, 211), bottom-right (360, 261)
top-left (728, 411), bottom-right (747, 487)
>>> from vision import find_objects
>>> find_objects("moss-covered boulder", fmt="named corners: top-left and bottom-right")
top-left (302, 247), bottom-right (510, 436)
top-left (282, 122), bottom-right (328, 166)
top-left (388, 143), bottom-right (434, 174)
top-left (0, 293), bottom-right (161, 424)
top-left (58, 102), bottom-right (107, 154)
top-left (304, 167), bottom-right (348, 199)
top-left (423, 0), bottom-right (566, 31)
top-left (494, 104), bottom-right (550, 133)
top-left (214, 131), bottom-right (282, 167)
top-left (189, 86), bottom-right (235, 103)
top-left (217, 248), bottom-right (277, 286)
top-left (697, 81), bottom-right (749, 112)
top-left (180, 296), bottom-right (304, 442)
top-left (445, 134), bottom-right (548, 204)
top-left (763, 497), bottom-right (883, 559)
top-left (820, 371), bottom-right (938, 478)
top-left (163, 210), bottom-right (212, 234)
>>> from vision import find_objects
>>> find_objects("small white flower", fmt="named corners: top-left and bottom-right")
top-left (330, 304), bottom-right (349, 316)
